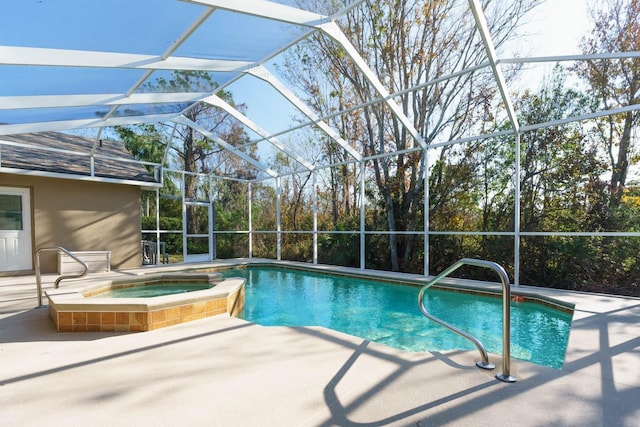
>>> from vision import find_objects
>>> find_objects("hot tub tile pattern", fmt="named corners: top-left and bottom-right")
top-left (46, 275), bottom-right (245, 332)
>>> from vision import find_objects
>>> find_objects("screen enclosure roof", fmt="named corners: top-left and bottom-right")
top-left (1, 0), bottom-right (636, 182)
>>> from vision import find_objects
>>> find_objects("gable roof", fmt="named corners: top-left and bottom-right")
top-left (0, 132), bottom-right (159, 186)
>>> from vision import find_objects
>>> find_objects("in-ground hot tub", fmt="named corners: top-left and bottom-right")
top-left (45, 272), bottom-right (245, 332)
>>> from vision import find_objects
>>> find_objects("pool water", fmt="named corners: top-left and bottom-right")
top-left (221, 267), bottom-right (573, 369)
top-left (90, 283), bottom-right (211, 298)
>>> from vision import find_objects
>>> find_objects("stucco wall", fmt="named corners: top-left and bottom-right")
top-left (0, 174), bottom-right (142, 273)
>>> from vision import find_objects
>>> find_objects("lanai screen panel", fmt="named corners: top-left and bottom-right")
top-left (1, 0), bottom-right (627, 179)
top-left (0, 0), bottom-right (356, 139)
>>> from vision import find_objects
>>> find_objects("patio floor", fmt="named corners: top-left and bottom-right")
top-left (1, 260), bottom-right (638, 426)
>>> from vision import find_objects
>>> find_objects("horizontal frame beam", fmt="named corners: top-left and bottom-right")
top-left (0, 46), bottom-right (252, 72)
top-left (0, 92), bottom-right (209, 110)
top-left (183, 0), bottom-right (328, 27)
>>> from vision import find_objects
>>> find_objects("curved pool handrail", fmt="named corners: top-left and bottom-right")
top-left (34, 246), bottom-right (89, 308)
top-left (418, 258), bottom-right (516, 383)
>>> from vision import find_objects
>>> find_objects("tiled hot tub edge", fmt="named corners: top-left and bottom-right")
top-left (46, 277), bottom-right (245, 332)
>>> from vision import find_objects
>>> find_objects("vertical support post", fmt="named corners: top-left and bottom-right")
top-left (248, 182), bottom-right (253, 259)
top-left (212, 197), bottom-right (217, 261)
top-left (155, 188), bottom-right (161, 262)
top-left (313, 171), bottom-right (318, 264)
top-left (208, 201), bottom-right (214, 261)
top-left (181, 172), bottom-right (187, 262)
top-left (276, 176), bottom-right (281, 261)
top-left (90, 128), bottom-right (101, 179)
top-left (514, 133), bottom-right (521, 287)
top-left (208, 176), bottom-right (214, 262)
top-left (360, 160), bottom-right (366, 270)
top-left (424, 149), bottom-right (429, 277)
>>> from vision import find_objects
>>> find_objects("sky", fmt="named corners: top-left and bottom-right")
top-left (501, 0), bottom-right (593, 93)
top-left (524, 0), bottom-right (592, 56)
top-left (28, 0), bottom-right (596, 151)
top-left (229, 0), bottom-right (596, 143)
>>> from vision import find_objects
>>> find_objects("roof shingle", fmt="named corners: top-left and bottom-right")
top-left (0, 131), bottom-right (158, 184)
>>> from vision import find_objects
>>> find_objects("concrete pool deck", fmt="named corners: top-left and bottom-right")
top-left (0, 260), bottom-right (638, 426)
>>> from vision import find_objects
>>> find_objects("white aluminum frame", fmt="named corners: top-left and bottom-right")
top-left (2, 0), bottom-right (640, 285)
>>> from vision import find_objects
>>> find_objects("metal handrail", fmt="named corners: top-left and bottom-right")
top-left (34, 247), bottom-right (89, 308)
top-left (418, 258), bottom-right (516, 383)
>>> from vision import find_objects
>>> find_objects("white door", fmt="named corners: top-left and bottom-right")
top-left (183, 200), bottom-right (213, 263)
top-left (0, 187), bottom-right (32, 272)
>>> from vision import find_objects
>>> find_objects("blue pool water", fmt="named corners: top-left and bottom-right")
top-left (221, 267), bottom-right (573, 368)
top-left (90, 283), bottom-right (210, 298)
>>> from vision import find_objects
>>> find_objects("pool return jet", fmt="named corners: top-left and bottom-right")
top-left (418, 258), bottom-right (516, 383)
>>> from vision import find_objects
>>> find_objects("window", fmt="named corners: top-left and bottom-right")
top-left (0, 195), bottom-right (23, 230)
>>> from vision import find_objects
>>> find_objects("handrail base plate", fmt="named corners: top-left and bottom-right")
top-left (476, 361), bottom-right (495, 370)
top-left (496, 373), bottom-right (517, 383)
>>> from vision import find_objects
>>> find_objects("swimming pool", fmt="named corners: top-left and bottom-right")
top-left (221, 266), bottom-right (573, 369)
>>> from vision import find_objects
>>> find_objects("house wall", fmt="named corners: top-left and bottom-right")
top-left (0, 174), bottom-right (142, 273)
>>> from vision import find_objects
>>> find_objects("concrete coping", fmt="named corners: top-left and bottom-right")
top-left (213, 260), bottom-right (576, 313)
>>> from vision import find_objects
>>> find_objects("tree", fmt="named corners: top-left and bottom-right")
top-left (117, 123), bottom-right (166, 166)
top-left (114, 123), bottom-right (167, 217)
top-left (115, 71), bottom-right (254, 240)
top-left (574, 0), bottom-right (640, 204)
top-left (488, 66), bottom-right (634, 292)
top-left (515, 67), bottom-right (598, 232)
top-left (284, 0), bottom-right (537, 271)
